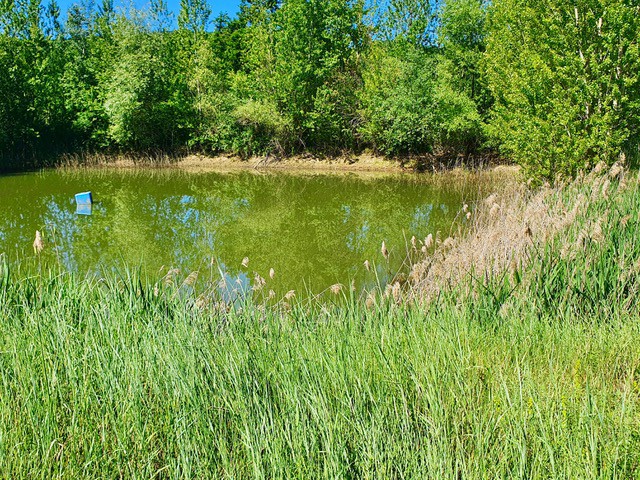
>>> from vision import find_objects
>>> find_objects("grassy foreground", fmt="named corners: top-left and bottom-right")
top-left (0, 167), bottom-right (639, 478)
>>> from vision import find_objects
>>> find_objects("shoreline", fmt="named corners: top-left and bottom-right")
top-left (56, 152), bottom-right (506, 174)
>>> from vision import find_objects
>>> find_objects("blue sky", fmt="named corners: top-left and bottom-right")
top-left (57, 0), bottom-right (242, 26)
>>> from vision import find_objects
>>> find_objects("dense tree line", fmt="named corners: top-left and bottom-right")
top-left (0, 0), bottom-right (638, 180)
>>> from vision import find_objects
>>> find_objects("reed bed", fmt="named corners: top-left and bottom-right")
top-left (0, 167), bottom-right (638, 478)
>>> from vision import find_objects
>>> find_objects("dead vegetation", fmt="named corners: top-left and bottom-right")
top-left (409, 162), bottom-right (631, 300)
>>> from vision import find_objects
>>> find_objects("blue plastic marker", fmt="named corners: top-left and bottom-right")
top-left (75, 191), bottom-right (93, 206)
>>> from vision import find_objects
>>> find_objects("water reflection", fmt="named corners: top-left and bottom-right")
top-left (76, 204), bottom-right (92, 215)
top-left (0, 169), bottom-right (486, 295)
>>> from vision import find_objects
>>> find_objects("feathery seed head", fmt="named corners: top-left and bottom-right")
top-left (391, 282), bottom-right (401, 302)
top-left (365, 292), bottom-right (376, 309)
top-left (253, 273), bottom-right (266, 290)
top-left (33, 230), bottom-right (44, 254)
top-left (381, 241), bottom-right (389, 260)
top-left (490, 203), bottom-right (500, 217)
top-left (183, 271), bottom-right (198, 286)
top-left (424, 234), bottom-right (433, 249)
top-left (609, 162), bottom-right (623, 179)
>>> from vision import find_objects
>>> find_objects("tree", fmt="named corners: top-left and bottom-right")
top-left (485, 0), bottom-right (640, 181)
top-left (439, 0), bottom-right (490, 114)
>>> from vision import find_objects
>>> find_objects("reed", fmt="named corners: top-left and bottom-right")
top-left (0, 167), bottom-right (638, 477)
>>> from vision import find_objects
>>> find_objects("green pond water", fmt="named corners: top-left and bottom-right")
top-left (0, 168), bottom-right (488, 297)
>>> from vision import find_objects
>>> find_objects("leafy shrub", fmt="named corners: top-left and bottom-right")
top-left (485, 0), bottom-right (640, 181)
top-left (358, 43), bottom-right (481, 156)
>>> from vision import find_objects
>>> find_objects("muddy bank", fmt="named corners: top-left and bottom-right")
top-left (58, 151), bottom-right (504, 174)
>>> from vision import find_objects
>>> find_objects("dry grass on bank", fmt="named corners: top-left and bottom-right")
top-left (410, 162), bottom-right (631, 300)
top-left (57, 151), bottom-right (503, 173)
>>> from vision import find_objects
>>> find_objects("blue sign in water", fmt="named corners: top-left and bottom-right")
top-left (75, 191), bottom-right (93, 205)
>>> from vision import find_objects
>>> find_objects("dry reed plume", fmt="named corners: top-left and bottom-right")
top-left (381, 241), bottom-right (389, 260)
top-left (33, 230), bottom-right (44, 254)
top-left (410, 163), bottom-right (628, 300)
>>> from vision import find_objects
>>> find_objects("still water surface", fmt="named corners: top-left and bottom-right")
top-left (0, 169), bottom-right (486, 295)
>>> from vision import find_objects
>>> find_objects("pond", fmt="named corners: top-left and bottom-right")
top-left (0, 168), bottom-right (491, 297)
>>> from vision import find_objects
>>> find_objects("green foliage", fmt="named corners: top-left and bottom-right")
top-left (484, 0), bottom-right (640, 181)
top-left (2, 0), bottom-right (640, 180)
top-left (358, 43), bottom-right (481, 155)
top-left (236, 0), bottom-right (367, 154)
top-left (439, 0), bottom-right (490, 115)
top-left (97, 15), bottom-right (196, 151)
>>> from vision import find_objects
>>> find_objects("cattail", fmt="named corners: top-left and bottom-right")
top-left (330, 283), bottom-right (343, 295)
top-left (33, 230), bottom-right (44, 254)
top-left (269, 268), bottom-right (275, 279)
top-left (424, 234), bottom-right (433, 249)
top-left (381, 241), bottom-right (389, 260)
top-left (241, 257), bottom-right (249, 268)
top-left (364, 260), bottom-right (371, 271)
top-left (284, 290), bottom-right (296, 301)
top-left (411, 236), bottom-right (417, 250)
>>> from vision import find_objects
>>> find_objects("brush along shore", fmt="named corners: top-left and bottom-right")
top-left (0, 165), bottom-right (638, 478)
top-left (57, 151), bottom-right (502, 173)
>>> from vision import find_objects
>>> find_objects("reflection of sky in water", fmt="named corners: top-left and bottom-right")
top-left (412, 204), bottom-right (433, 232)
top-left (42, 197), bottom-right (109, 274)
top-left (346, 222), bottom-right (370, 254)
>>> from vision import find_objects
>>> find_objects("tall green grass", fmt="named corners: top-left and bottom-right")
top-left (0, 170), bottom-right (638, 478)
